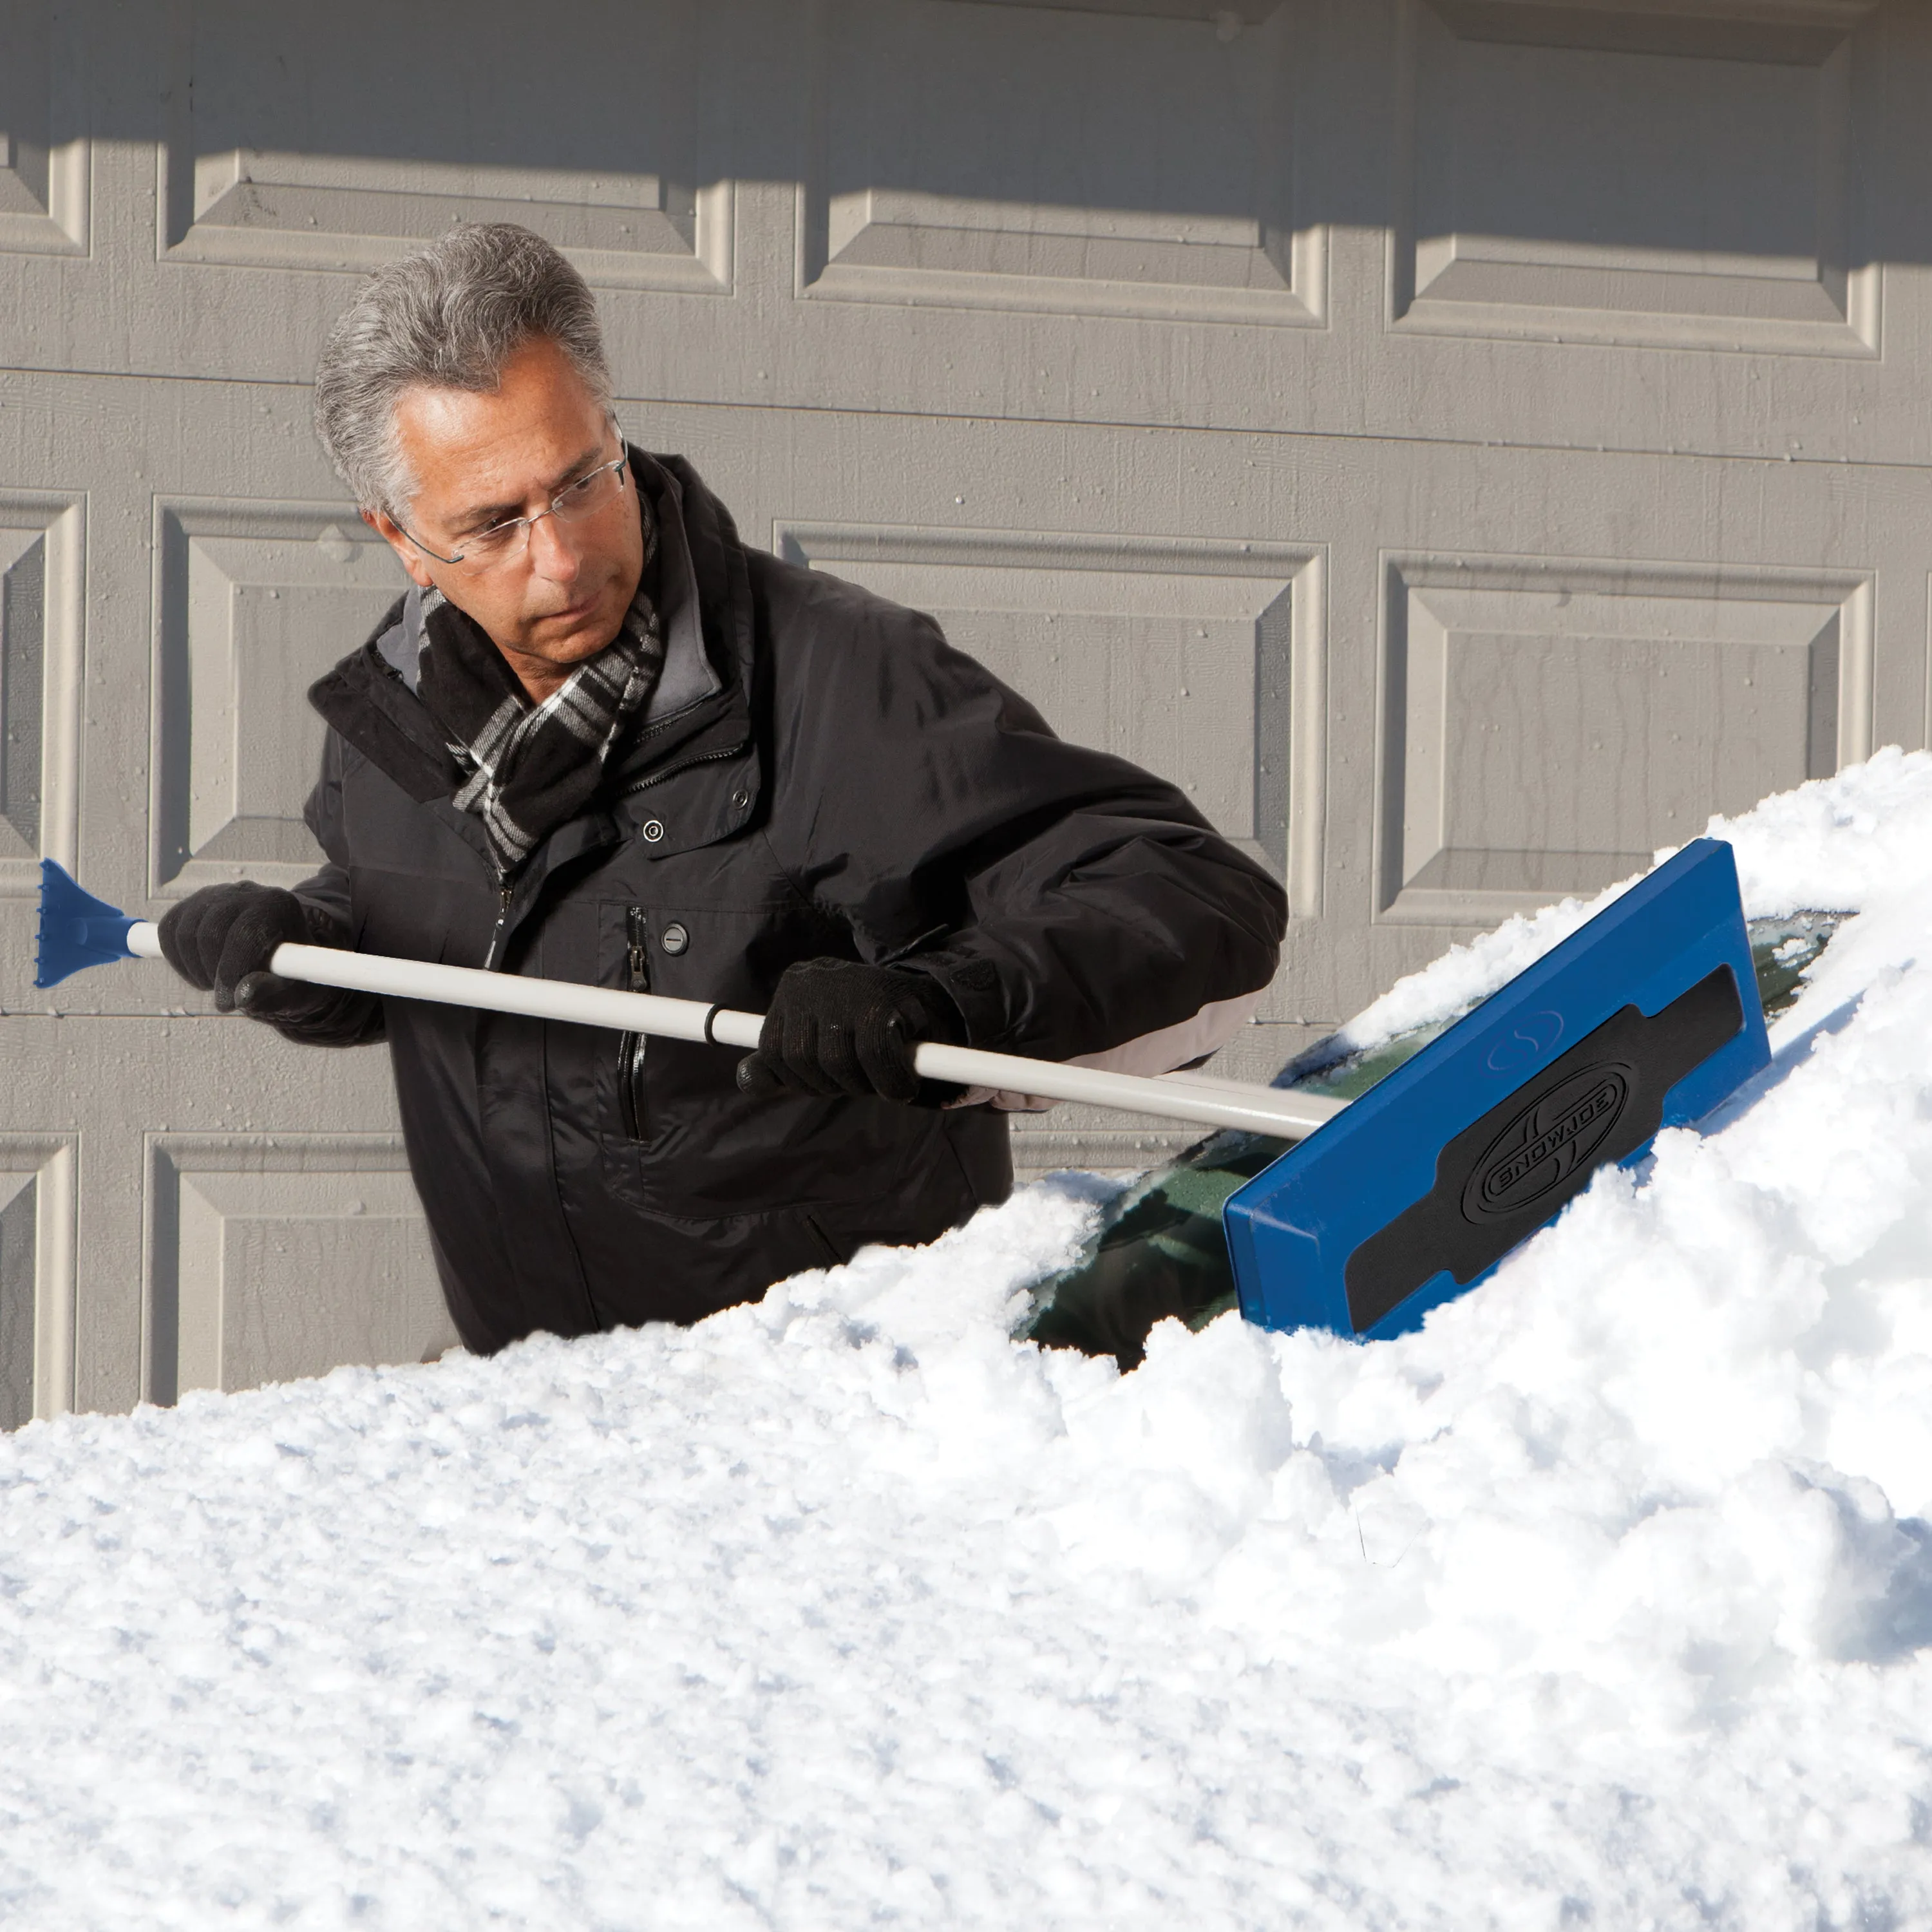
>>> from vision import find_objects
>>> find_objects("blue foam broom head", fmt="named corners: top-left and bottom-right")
top-left (35, 859), bottom-right (138, 989)
top-left (1224, 838), bottom-right (1770, 1341)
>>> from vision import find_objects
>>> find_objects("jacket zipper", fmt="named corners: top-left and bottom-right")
top-left (483, 877), bottom-right (514, 971)
top-left (617, 907), bottom-right (650, 1143)
top-left (621, 739), bottom-right (748, 798)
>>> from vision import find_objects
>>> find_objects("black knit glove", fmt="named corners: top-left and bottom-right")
top-left (158, 883), bottom-right (372, 1041)
top-left (735, 959), bottom-right (967, 1104)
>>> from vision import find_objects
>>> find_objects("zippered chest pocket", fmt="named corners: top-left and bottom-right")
top-left (618, 905), bottom-right (650, 1143)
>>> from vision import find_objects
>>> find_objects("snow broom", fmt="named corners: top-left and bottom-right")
top-left (35, 840), bottom-right (1768, 1345)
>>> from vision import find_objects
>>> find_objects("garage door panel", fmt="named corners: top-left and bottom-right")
top-left (1378, 555), bottom-right (1869, 924)
top-left (0, 0), bottom-right (88, 258)
top-left (160, 0), bottom-right (726, 290)
top-left (0, 526), bottom-right (48, 867)
top-left (150, 1137), bottom-right (454, 1404)
top-left (1396, 0), bottom-right (1878, 355)
top-left (153, 502), bottom-right (408, 893)
top-left (806, 0), bottom-right (1318, 324)
top-left (0, 498), bottom-right (82, 925)
top-left (0, 1139), bottom-right (76, 1430)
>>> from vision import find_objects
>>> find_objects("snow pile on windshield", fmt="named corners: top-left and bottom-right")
top-left (6, 751), bottom-right (1932, 1928)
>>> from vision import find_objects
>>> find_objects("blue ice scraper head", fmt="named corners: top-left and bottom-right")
top-left (1224, 838), bottom-right (1770, 1341)
top-left (35, 859), bottom-right (140, 989)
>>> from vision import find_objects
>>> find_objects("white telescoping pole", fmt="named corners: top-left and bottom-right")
top-left (124, 923), bottom-right (1343, 1142)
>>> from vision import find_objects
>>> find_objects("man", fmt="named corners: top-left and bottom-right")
top-left (160, 223), bottom-right (1287, 1356)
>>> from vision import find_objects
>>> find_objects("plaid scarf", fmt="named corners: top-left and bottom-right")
top-left (415, 495), bottom-right (664, 878)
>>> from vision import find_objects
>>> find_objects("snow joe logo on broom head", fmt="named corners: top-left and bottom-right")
top-left (1222, 839), bottom-right (1771, 1344)
top-left (1464, 1061), bottom-right (1633, 1221)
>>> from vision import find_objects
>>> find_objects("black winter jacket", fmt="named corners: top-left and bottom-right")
top-left (295, 452), bottom-right (1286, 1354)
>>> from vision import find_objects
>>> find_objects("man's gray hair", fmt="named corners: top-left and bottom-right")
top-left (312, 222), bottom-right (612, 517)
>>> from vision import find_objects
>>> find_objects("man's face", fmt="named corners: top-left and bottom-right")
top-left (366, 337), bottom-right (643, 697)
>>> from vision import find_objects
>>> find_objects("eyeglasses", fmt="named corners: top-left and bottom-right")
top-left (401, 444), bottom-right (630, 574)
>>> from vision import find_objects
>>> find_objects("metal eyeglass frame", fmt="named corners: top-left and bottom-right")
top-left (397, 435), bottom-right (631, 570)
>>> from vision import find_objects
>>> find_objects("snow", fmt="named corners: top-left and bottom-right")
top-left (7, 752), bottom-right (1932, 1928)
